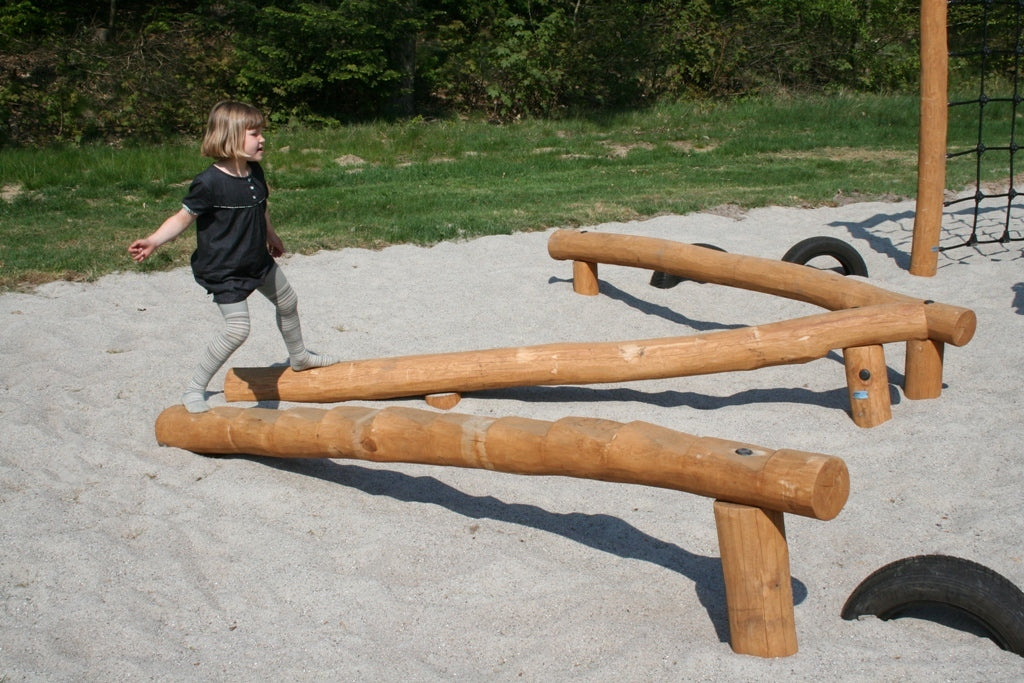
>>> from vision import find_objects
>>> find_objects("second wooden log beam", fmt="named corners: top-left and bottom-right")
top-left (225, 303), bottom-right (930, 406)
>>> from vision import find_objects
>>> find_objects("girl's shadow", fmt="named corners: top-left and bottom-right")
top-left (250, 456), bottom-right (809, 644)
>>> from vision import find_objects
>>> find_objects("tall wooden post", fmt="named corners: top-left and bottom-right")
top-left (911, 0), bottom-right (949, 276)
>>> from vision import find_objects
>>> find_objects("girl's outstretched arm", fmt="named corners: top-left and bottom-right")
top-left (129, 208), bottom-right (196, 262)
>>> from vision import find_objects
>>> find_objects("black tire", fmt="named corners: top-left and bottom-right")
top-left (781, 236), bottom-right (868, 277)
top-left (841, 554), bottom-right (1024, 656)
top-left (649, 243), bottom-right (726, 289)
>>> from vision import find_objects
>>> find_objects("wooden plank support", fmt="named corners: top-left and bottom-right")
top-left (425, 392), bottom-right (462, 410)
top-left (547, 229), bottom-right (976, 398)
top-left (156, 404), bottom-right (850, 521)
top-left (225, 304), bottom-right (934, 421)
top-left (714, 501), bottom-right (798, 657)
top-left (572, 260), bottom-right (600, 295)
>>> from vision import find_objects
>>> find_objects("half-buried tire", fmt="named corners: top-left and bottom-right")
top-left (842, 554), bottom-right (1024, 656)
top-left (781, 236), bottom-right (868, 277)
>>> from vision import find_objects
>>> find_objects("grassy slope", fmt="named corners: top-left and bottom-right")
top-left (0, 94), bottom-right (1002, 290)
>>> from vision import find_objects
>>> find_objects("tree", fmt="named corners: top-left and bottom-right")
top-left (232, 0), bottom-right (433, 121)
top-left (1, 0), bottom-right (928, 143)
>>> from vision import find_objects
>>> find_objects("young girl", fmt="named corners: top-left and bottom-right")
top-left (129, 100), bottom-right (338, 413)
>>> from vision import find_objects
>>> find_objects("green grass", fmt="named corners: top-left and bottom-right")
top-left (0, 93), bottom-right (1008, 290)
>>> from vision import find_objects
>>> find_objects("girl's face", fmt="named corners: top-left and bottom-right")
top-left (242, 128), bottom-right (265, 161)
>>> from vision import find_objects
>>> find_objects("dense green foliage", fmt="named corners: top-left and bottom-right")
top-left (2, 0), bottom-right (930, 144)
top-left (3, 1), bottom-right (1018, 144)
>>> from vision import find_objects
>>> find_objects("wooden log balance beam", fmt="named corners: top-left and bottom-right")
top-left (547, 229), bottom-right (976, 415)
top-left (155, 403), bottom-right (850, 657)
top-left (225, 302), bottom-right (949, 427)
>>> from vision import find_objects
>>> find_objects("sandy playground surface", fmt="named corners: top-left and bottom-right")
top-left (1, 199), bottom-right (1023, 680)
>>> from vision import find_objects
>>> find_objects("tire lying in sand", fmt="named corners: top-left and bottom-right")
top-left (649, 243), bottom-right (726, 289)
top-left (841, 554), bottom-right (1024, 657)
top-left (781, 236), bottom-right (868, 277)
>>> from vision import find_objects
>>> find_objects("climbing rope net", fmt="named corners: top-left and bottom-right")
top-left (942, 0), bottom-right (1024, 251)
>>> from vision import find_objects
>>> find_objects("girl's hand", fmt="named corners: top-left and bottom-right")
top-left (130, 208), bottom-right (195, 263)
top-left (128, 239), bottom-right (156, 262)
top-left (267, 231), bottom-right (285, 258)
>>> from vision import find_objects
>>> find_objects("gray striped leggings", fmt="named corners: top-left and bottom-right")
top-left (182, 264), bottom-right (332, 412)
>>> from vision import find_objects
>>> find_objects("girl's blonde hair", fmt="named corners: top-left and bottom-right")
top-left (200, 101), bottom-right (268, 161)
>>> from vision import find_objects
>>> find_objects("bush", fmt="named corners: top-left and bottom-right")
top-left (1, 0), bottom-right (929, 142)
top-left (1, 16), bottom-right (235, 144)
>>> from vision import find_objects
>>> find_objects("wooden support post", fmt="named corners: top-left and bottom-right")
top-left (843, 344), bottom-right (893, 428)
top-left (910, 0), bottom-right (949, 277)
top-left (714, 501), bottom-right (798, 658)
top-left (905, 339), bottom-right (945, 399)
top-left (572, 260), bottom-right (600, 295)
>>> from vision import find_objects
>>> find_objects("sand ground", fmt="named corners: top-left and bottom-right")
top-left (2, 200), bottom-right (1022, 680)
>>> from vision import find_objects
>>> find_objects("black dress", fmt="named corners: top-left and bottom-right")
top-left (183, 162), bottom-right (275, 304)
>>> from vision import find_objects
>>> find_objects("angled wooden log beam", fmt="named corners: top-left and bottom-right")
top-left (155, 404), bottom-right (850, 521)
top-left (225, 303), bottom-right (929, 408)
top-left (546, 229), bottom-right (976, 346)
top-left (547, 229), bottom-right (976, 399)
